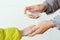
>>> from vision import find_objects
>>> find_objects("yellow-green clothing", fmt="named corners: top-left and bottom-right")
top-left (0, 28), bottom-right (22, 40)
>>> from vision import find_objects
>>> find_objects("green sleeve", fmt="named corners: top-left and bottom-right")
top-left (0, 28), bottom-right (4, 40)
top-left (0, 28), bottom-right (22, 40)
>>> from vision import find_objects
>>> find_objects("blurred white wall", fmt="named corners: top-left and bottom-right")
top-left (0, 0), bottom-right (60, 40)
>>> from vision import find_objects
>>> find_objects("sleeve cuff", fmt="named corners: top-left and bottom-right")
top-left (52, 15), bottom-right (60, 28)
top-left (44, 2), bottom-right (53, 14)
top-left (45, 0), bottom-right (59, 14)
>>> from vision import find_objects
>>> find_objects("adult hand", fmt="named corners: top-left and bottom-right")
top-left (24, 3), bottom-right (48, 19)
top-left (27, 20), bottom-right (54, 36)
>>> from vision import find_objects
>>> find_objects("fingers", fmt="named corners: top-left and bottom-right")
top-left (29, 16), bottom-right (39, 19)
top-left (24, 4), bottom-right (47, 14)
top-left (29, 26), bottom-right (39, 34)
top-left (24, 5), bottom-right (40, 14)
top-left (22, 25), bottom-right (36, 36)
top-left (28, 26), bottom-right (39, 36)
top-left (26, 14), bottom-right (39, 19)
top-left (28, 28), bottom-right (41, 36)
top-left (25, 6), bottom-right (34, 14)
top-left (28, 26), bottom-right (49, 36)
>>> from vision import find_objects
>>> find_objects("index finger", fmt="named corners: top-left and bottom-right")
top-left (28, 28), bottom-right (41, 36)
top-left (28, 26), bottom-right (39, 35)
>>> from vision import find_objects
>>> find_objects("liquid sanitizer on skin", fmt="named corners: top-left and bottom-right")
top-left (25, 11), bottom-right (42, 19)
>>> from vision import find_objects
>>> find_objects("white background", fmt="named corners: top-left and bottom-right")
top-left (0, 0), bottom-right (60, 40)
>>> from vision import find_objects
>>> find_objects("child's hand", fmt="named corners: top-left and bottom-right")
top-left (27, 20), bottom-right (54, 36)
top-left (22, 25), bottom-right (36, 36)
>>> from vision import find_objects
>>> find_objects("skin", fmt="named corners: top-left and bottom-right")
top-left (25, 3), bottom-right (48, 19)
top-left (24, 3), bottom-right (54, 36)
top-left (27, 20), bottom-right (54, 36)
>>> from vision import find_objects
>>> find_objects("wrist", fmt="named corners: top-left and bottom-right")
top-left (43, 20), bottom-right (54, 28)
top-left (38, 20), bottom-right (54, 29)
top-left (42, 3), bottom-right (48, 12)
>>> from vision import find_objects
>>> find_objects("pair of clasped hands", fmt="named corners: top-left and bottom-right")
top-left (24, 3), bottom-right (54, 36)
